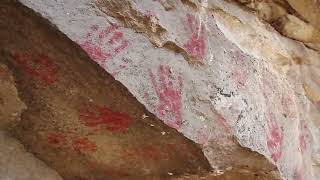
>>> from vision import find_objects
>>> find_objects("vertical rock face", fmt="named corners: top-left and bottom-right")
top-left (1, 0), bottom-right (320, 179)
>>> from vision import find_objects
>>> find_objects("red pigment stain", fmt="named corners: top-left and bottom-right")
top-left (80, 24), bottom-right (129, 66)
top-left (231, 51), bottom-right (249, 87)
top-left (260, 72), bottom-right (277, 100)
top-left (72, 136), bottom-right (97, 153)
top-left (299, 121), bottom-right (309, 154)
top-left (183, 13), bottom-right (206, 61)
top-left (299, 134), bottom-right (307, 154)
top-left (47, 132), bottom-right (97, 153)
top-left (47, 133), bottom-right (67, 146)
top-left (12, 51), bottom-right (58, 85)
top-left (110, 64), bottom-right (129, 77)
top-left (266, 112), bottom-right (284, 162)
top-left (281, 95), bottom-right (297, 118)
top-left (294, 167), bottom-right (304, 180)
top-left (79, 103), bottom-right (133, 132)
top-left (149, 65), bottom-right (183, 129)
top-left (0, 66), bottom-right (9, 81)
top-left (216, 114), bottom-right (232, 132)
top-left (196, 128), bottom-right (210, 145)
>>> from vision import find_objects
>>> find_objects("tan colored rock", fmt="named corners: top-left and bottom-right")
top-left (0, 131), bottom-right (63, 180)
top-left (286, 0), bottom-right (320, 30)
top-left (0, 62), bottom-right (26, 130)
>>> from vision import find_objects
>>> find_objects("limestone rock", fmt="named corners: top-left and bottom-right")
top-left (1, 0), bottom-right (320, 179)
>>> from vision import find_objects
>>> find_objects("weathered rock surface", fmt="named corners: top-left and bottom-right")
top-left (1, 1), bottom-right (211, 179)
top-left (1, 0), bottom-right (320, 179)
top-left (0, 131), bottom-right (63, 180)
top-left (0, 62), bottom-right (26, 130)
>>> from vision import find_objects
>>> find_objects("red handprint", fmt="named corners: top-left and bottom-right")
top-left (266, 112), bottom-right (284, 162)
top-left (183, 13), bottom-right (206, 62)
top-left (79, 103), bottom-right (133, 132)
top-left (149, 65), bottom-right (183, 129)
top-left (12, 51), bottom-right (58, 85)
top-left (47, 132), bottom-right (97, 153)
top-left (80, 24), bottom-right (129, 65)
top-left (47, 133), bottom-right (67, 146)
top-left (72, 136), bottom-right (97, 153)
top-left (281, 95), bottom-right (297, 118)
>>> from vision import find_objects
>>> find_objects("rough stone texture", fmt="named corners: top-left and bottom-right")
top-left (0, 131), bottom-right (63, 180)
top-left (0, 62), bottom-right (26, 130)
top-left (0, 1), bottom-right (212, 179)
top-left (1, 0), bottom-right (320, 179)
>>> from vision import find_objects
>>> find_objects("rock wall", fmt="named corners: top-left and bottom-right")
top-left (1, 0), bottom-right (320, 179)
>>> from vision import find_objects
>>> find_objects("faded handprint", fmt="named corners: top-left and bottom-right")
top-left (47, 132), bottom-right (97, 153)
top-left (80, 24), bottom-right (129, 66)
top-left (266, 112), bottom-right (284, 162)
top-left (183, 13), bottom-right (206, 62)
top-left (149, 65), bottom-right (183, 129)
top-left (12, 51), bottom-right (58, 85)
top-left (79, 103), bottom-right (133, 132)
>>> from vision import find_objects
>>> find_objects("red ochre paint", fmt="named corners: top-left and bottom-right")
top-left (47, 133), bottom-right (67, 146)
top-left (216, 114), bottom-right (232, 132)
top-left (79, 24), bottom-right (129, 65)
top-left (149, 65), bottom-right (183, 129)
top-left (72, 136), bottom-right (97, 153)
top-left (196, 128), bottom-right (210, 145)
top-left (79, 103), bottom-right (133, 132)
top-left (12, 51), bottom-right (58, 85)
top-left (183, 13), bottom-right (206, 61)
top-left (229, 51), bottom-right (249, 87)
top-left (299, 121), bottom-right (309, 154)
top-left (47, 132), bottom-right (97, 153)
top-left (294, 167), bottom-right (304, 180)
top-left (299, 134), bottom-right (307, 154)
top-left (281, 95), bottom-right (297, 118)
top-left (266, 112), bottom-right (284, 162)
